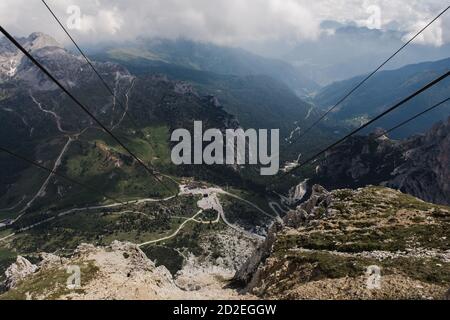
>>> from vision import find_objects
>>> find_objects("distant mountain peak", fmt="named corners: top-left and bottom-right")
top-left (23, 32), bottom-right (62, 52)
top-left (0, 31), bottom-right (129, 90)
top-left (0, 32), bottom-right (62, 80)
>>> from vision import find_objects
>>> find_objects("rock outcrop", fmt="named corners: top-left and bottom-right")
top-left (4, 256), bottom-right (38, 289)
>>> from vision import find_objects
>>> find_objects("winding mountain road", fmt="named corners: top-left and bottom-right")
top-left (138, 210), bottom-right (204, 246)
top-left (1, 183), bottom-right (270, 246)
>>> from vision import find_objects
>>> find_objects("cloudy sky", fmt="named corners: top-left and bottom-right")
top-left (0, 0), bottom-right (449, 47)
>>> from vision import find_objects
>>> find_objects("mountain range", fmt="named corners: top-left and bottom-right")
top-left (0, 32), bottom-right (243, 217)
top-left (313, 57), bottom-right (450, 138)
top-left (0, 31), bottom-right (449, 301)
top-left (93, 38), bottom-right (320, 97)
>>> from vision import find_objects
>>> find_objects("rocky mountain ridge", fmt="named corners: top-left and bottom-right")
top-left (235, 185), bottom-right (450, 299)
top-left (315, 117), bottom-right (450, 205)
top-left (313, 57), bottom-right (450, 137)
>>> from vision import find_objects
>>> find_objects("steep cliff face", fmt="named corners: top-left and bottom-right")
top-left (315, 117), bottom-right (450, 205)
top-left (236, 185), bottom-right (450, 300)
top-left (387, 118), bottom-right (450, 206)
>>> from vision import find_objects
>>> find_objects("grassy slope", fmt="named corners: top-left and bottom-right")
top-left (0, 124), bottom-right (177, 222)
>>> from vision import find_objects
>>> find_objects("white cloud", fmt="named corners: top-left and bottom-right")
top-left (80, 7), bottom-right (123, 35)
top-left (403, 20), bottom-right (444, 47)
top-left (0, 0), bottom-right (448, 47)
